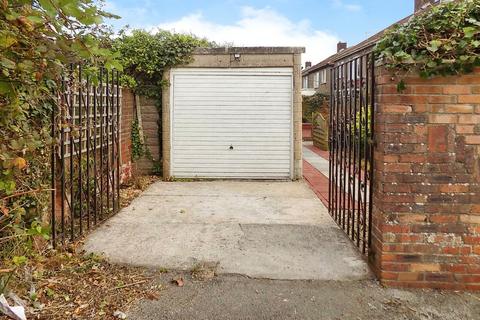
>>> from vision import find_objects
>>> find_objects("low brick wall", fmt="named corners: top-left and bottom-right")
top-left (371, 67), bottom-right (480, 290)
top-left (302, 123), bottom-right (312, 141)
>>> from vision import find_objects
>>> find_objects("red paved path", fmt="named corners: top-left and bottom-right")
top-left (303, 143), bottom-right (330, 207)
top-left (303, 160), bottom-right (329, 207)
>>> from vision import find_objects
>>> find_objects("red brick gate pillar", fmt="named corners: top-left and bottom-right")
top-left (370, 67), bottom-right (480, 290)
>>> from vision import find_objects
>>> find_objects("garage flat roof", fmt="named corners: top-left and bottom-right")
top-left (193, 47), bottom-right (306, 54)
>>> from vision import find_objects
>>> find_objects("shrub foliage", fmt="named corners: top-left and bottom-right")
top-left (376, 0), bottom-right (480, 78)
top-left (303, 92), bottom-right (329, 123)
top-left (113, 29), bottom-right (210, 99)
top-left (112, 29), bottom-right (211, 164)
top-left (0, 0), bottom-right (117, 267)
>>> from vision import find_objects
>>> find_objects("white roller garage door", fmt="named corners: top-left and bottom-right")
top-left (170, 68), bottom-right (293, 179)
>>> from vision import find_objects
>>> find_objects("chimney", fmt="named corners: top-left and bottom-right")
top-left (415, 0), bottom-right (440, 12)
top-left (305, 61), bottom-right (312, 68)
top-left (337, 42), bottom-right (347, 53)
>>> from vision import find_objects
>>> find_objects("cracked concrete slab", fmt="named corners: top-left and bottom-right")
top-left (84, 181), bottom-right (372, 280)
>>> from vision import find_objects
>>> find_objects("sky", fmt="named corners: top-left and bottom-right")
top-left (103, 0), bottom-right (413, 65)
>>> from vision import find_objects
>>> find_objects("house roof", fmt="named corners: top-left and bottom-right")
top-left (302, 0), bottom-right (456, 77)
top-left (301, 52), bottom-right (336, 75)
top-left (302, 14), bottom-right (413, 77)
top-left (332, 15), bottom-right (413, 63)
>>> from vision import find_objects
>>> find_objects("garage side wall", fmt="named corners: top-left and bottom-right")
top-left (162, 51), bottom-right (304, 180)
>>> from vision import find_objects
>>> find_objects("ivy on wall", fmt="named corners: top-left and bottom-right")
top-left (375, 0), bottom-right (480, 80)
top-left (131, 118), bottom-right (145, 161)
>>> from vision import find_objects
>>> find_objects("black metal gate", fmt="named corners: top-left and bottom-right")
top-left (329, 52), bottom-right (375, 255)
top-left (50, 65), bottom-right (122, 246)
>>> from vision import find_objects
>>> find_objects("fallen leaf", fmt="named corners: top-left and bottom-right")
top-left (1, 206), bottom-right (9, 216)
top-left (12, 157), bottom-right (27, 170)
top-left (146, 291), bottom-right (160, 301)
top-left (172, 277), bottom-right (184, 287)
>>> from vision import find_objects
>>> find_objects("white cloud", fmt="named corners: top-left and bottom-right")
top-left (332, 0), bottom-right (362, 12)
top-left (150, 7), bottom-right (340, 65)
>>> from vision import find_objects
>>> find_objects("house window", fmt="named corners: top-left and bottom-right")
top-left (302, 76), bottom-right (308, 89)
top-left (313, 72), bottom-right (320, 88)
top-left (319, 69), bottom-right (327, 84)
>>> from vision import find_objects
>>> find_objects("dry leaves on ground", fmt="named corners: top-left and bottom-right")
top-left (1, 175), bottom-right (163, 320)
top-left (119, 175), bottom-right (160, 208)
top-left (2, 245), bottom-right (162, 320)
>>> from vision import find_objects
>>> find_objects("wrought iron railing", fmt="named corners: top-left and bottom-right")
top-left (50, 65), bottom-right (122, 246)
top-left (329, 52), bottom-right (375, 255)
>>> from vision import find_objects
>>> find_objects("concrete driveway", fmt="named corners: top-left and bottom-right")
top-left (84, 181), bottom-right (371, 280)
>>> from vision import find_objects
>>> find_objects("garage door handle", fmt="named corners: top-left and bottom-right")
top-left (229, 145), bottom-right (234, 150)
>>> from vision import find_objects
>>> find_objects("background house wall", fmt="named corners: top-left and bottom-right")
top-left (307, 73), bottom-right (315, 89)
top-left (316, 69), bottom-right (331, 95)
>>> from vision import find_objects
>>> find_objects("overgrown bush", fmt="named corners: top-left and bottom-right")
top-left (376, 0), bottom-right (480, 79)
top-left (303, 92), bottom-right (329, 123)
top-left (113, 29), bottom-right (211, 99)
top-left (112, 29), bottom-right (212, 165)
top-left (0, 0), bottom-right (118, 282)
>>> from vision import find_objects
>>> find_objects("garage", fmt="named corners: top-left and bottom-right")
top-left (162, 47), bottom-right (304, 180)
top-left (170, 68), bottom-right (293, 179)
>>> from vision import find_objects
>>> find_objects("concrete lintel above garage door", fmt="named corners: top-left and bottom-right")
top-left (162, 47), bottom-right (304, 180)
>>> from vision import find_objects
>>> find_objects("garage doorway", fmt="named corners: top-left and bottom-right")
top-left (170, 68), bottom-right (293, 180)
top-left (161, 47), bottom-right (305, 180)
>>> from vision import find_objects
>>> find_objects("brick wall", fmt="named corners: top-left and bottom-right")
top-left (302, 123), bottom-right (312, 141)
top-left (120, 91), bottom-right (161, 177)
top-left (371, 67), bottom-right (480, 290)
top-left (120, 88), bottom-right (134, 183)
